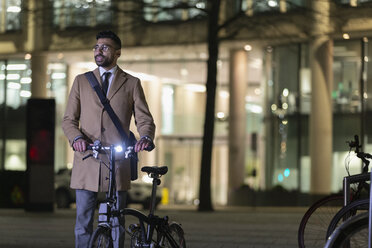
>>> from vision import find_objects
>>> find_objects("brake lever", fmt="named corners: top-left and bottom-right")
top-left (125, 146), bottom-right (134, 159)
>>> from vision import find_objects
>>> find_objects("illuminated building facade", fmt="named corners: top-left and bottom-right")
top-left (1, 0), bottom-right (372, 205)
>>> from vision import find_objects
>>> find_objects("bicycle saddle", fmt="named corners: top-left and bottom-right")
top-left (141, 166), bottom-right (168, 176)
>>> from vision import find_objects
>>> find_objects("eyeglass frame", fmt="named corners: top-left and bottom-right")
top-left (92, 44), bottom-right (120, 52)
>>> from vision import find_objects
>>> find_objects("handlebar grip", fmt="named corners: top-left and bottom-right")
top-left (145, 143), bottom-right (155, 151)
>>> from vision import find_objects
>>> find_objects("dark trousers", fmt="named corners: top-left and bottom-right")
top-left (75, 189), bottom-right (127, 248)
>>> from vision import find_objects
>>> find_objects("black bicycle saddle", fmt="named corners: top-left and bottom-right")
top-left (141, 166), bottom-right (168, 176)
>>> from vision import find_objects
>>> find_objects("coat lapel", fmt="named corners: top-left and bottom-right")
top-left (93, 68), bottom-right (101, 85)
top-left (107, 67), bottom-right (128, 100)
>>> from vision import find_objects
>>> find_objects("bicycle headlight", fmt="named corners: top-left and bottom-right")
top-left (115, 145), bottom-right (123, 153)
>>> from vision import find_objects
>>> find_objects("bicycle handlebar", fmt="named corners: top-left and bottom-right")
top-left (82, 140), bottom-right (135, 160)
top-left (347, 135), bottom-right (372, 169)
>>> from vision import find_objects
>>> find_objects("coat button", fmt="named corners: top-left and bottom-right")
top-left (101, 128), bottom-right (105, 132)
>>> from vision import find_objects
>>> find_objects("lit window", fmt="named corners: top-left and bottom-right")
top-left (51, 0), bottom-right (112, 29)
top-left (242, 0), bottom-right (306, 14)
top-left (0, 0), bottom-right (22, 32)
top-left (144, 0), bottom-right (207, 22)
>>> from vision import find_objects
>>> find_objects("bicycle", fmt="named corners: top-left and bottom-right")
top-left (298, 135), bottom-right (370, 248)
top-left (84, 140), bottom-right (186, 248)
top-left (324, 140), bottom-right (372, 247)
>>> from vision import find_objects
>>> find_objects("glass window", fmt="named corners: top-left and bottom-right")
top-left (265, 44), bottom-right (301, 191)
top-left (242, 0), bottom-right (306, 14)
top-left (47, 63), bottom-right (68, 172)
top-left (0, 0), bottom-right (22, 32)
top-left (333, 40), bottom-right (361, 114)
top-left (161, 85), bottom-right (174, 135)
top-left (144, 0), bottom-right (207, 22)
top-left (0, 59), bottom-right (31, 171)
top-left (51, 0), bottom-right (112, 29)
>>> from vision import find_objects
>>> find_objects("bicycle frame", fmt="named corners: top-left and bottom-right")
top-left (122, 175), bottom-right (181, 247)
top-left (88, 141), bottom-right (183, 248)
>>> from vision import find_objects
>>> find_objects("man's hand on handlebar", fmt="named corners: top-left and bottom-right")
top-left (135, 136), bottom-right (154, 152)
top-left (73, 138), bottom-right (88, 152)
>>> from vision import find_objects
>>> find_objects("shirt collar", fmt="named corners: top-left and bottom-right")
top-left (99, 65), bottom-right (117, 77)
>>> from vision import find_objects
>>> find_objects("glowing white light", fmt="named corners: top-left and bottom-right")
top-left (246, 103), bottom-right (262, 114)
top-left (185, 84), bottom-right (206, 92)
top-left (7, 64), bottom-right (27, 70)
top-left (196, 2), bottom-right (205, 8)
top-left (271, 104), bottom-right (277, 111)
top-left (244, 44), bottom-right (252, 51)
top-left (282, 103), bottom-right (288, 110)
top-left (20, 90), bottom-right (31, 98)
top-left (343, 33), bottom-right (350, 40)
top-left (216, 112), bottom-right (225, 119)
top-left (24, 54), bottom-right (32, 60)
top-left (283, 88), bottom-right (289, 97)
top-left (219, 91), bottom-right (229, 98)
top-left (7, 6), bottom-right (21, 13)
top-left (8, 82), bottom-right (21, 89)
top-left (180, 68), bottom-right (188, 76)
top-left (268, 0), bottom-right (278, 7)
top-left (20, 77), bottom-right (32, 84)
top-left (7, 74), bottom-right (20, 80)
top-left (51, 72), bottom-right (66, 79)
top-left (115, 146), bottom-right (123, 153)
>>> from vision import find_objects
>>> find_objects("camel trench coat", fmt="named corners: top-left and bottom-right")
top-left (62, 67), bottom-right (155, 192)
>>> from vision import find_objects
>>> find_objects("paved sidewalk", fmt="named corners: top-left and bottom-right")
top-left (0, 205), bottom-right (306, 248)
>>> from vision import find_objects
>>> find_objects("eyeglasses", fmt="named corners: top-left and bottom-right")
top-left (92, 44), bottom-right (113, 52)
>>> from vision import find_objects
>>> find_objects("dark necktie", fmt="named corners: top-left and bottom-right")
top-left (102, 72), bottom-right (111, 96)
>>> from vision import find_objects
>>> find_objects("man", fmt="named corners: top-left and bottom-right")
top-left (62, 30), bottom-right (155, 248)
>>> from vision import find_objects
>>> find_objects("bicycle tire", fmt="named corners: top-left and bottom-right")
top-left (298, 194), bottom-right (343, 248)
top-left (326, 198), bottom-right (369, 238)
top-left (89, 226), bottom-right (113, 248)
top-left (162, 222), bottom-right (186, 248)
top-left (325, 212), bottom-right (369, 248)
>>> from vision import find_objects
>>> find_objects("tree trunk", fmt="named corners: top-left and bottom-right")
top-left (198, 0), bottom-right (220, 212)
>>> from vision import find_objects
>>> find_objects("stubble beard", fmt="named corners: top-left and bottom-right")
top-left (95, 55), bottom-right (113, 68)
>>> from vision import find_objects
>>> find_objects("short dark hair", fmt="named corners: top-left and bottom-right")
top-left (96, 30), bottom-right (121, 49)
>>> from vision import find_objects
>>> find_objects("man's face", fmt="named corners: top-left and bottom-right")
top-left (93, 38), bottom-right (121, 70)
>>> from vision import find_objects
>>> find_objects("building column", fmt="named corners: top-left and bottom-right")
top-left (228, 49), bottom-right (247, 200)
top-left (309, 0), bottom-right (333, 194)
top-left (31, 53), bottom-right (48, 98)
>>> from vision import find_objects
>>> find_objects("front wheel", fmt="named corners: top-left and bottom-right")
top-left (161, 223), bottom-right (186, 248)
top-left (298, 194), bottom-right (343, 248)
top-left (325, 212), bottom-right (369, 248)
top-left (89, 226), bottom-right (113, 248)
